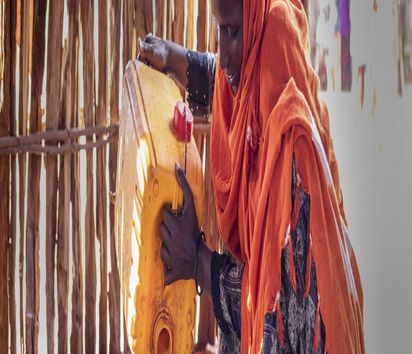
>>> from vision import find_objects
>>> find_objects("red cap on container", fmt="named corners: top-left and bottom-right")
top-left (173, 101), bottom-right (193, 142)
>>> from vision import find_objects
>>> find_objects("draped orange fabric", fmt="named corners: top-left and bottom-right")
top-left (210, 0), bottom-right (365, 353)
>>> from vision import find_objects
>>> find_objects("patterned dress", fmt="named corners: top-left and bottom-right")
top-left (186, 51), bottom-right (326, 354)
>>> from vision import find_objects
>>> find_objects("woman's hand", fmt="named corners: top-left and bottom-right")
top-left (159, 163), bottom-right (201, 285)
top-left (138, 34), bottom-right (189, 88)
top-left (138, 34), bottom-right (169, 72)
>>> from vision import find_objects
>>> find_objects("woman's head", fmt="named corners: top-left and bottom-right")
top-left (211, 0), bottom-right (243, 94)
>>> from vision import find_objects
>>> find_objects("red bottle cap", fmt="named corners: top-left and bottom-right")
top-left (173, 101), bottom-right (193, 142)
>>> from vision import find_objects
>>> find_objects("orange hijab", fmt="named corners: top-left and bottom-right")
top-left (211, 0), bottom-right (364, 353)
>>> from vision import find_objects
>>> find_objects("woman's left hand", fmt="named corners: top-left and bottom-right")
top-left (159, 163), bottom-right (201, 285)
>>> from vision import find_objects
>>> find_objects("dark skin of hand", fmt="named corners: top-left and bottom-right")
top-left (139, 0), bottom-right (243, 298)
top-left (138, 35), bottom-right (190, 89)
top-left (159, 163), bottom-right (212, 297)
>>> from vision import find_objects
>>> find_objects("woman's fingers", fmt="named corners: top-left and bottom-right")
top-left (164, 269), bottom-right (174, 286)
top-left (137, 34), bottom-right (168, 72)
top-left (160, 222), bottom-right (175, 287)
top-left (143, 33), bottom-right (156, 44)
top-left (161, 239), bottom-right (175, 286)
top-left (159, 220), bottom-right (172, 241)
top-left (175, 163), bottom-right (194, 214)
top-left (162, 206), bottom-right (177, 230)
top-left (138, 37), bottom-right (155, 59)
top-left (160, 243), bottom-right (171, 266)
top-left (161, 242), bottom-right (174, 286)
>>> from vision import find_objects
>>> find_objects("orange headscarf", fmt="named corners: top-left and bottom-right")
top-left (211, 0), bottom-right (364, 353)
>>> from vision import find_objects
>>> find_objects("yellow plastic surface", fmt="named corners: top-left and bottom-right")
top-left (115, 60), bottom-right (203, 354)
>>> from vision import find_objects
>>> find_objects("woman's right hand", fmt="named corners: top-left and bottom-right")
top-left (138, 34), bottom-right (170, 73)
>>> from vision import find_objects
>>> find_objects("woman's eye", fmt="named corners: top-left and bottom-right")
top-left (227, 27), bottom-right (238, 38)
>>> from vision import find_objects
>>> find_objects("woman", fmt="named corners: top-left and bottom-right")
top-left (139, 0), bottom-right (364, 353)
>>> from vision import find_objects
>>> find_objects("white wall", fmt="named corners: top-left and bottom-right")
top-left (321, 85), bottom-right (412, 353)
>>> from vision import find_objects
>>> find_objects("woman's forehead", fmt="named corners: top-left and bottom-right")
top-left (211, 0), bottom-right (242, 26)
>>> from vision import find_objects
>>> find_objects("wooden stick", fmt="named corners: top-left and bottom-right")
top-left (209, 8), bottom-right (217, 53)
top-left (193, 123), bottom-right (211, 135)
top-left (120, 8), bottom-right (132, 344)
top-left (123, 0), bottom-right (135, 69)
top-left (81, 1), bottom-right (97, 352)
top-left (7, 1), bottom-right (18, 353)
top-left (57, 90), bottom-right (70, 353)
top-left (97, 0), bottom-right (108, 352)
top-left (195, 133), bottom-right (216, 350)
top-left (144, 0), bottom-right (153, 35)
top-left (193, 131), bottom-right (202, 348)
top-left (0, 0), bottom-right (12, 352)
top-left (0, 132), bottom-right (117, 155)
top-left (14, 5), bottom-right (23, 354)
top-left (69, 7), bottom-right (82, 350)
top-left (18, 0), bottom-right (30, 351)
top-left (195, 132), bottom-right (220, 350)
top-left (155, 0), bottom-right (165, 38)
top-left (57, 0), bottom-right (79, 351)
top-left (70, 149), bottom-right (83, 354)
top-left (135, 0), bottom-right (145, 40)
top-left (18, 2), bottom-right (27, 351)
top-left (0, 124), bottom-right (118, 149)
top-left (109, 0), bottom-right (122, 352)
top-left (167, 0), bottom-right (172, 40)
top-left (45, 0), bottom-right (64, 352)
top-left (197, 0), bottom-right (208, 52)
top-left (173, 0), bottom-right (185, 45)
top-left (25, 1), bottom-right (46, 353)
top-left (186, 0), bottom-right (194, 49)
top-left (204, 133), bottom-right (218, 341)
top-left (0, 122), bottom-right (8, 352)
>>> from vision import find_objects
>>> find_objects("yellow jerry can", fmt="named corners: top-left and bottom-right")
top-left (115, 60), bottom-right (203, 354)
